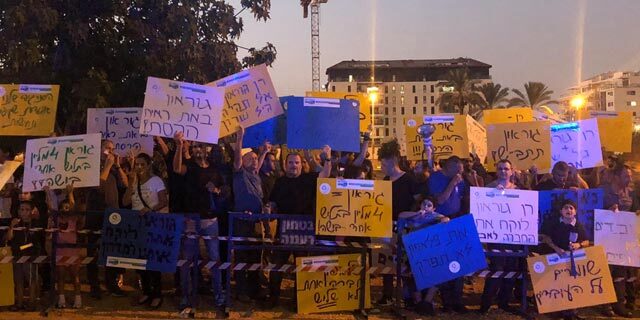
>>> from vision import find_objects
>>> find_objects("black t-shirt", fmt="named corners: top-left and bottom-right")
top-left (260, 171), bottom-right (278, 204)
top-left (385, 172), bottom-right (418, 220)
top-left (165, 150), bottom-right (188, 212)
top-left (269, 172), bottom-right (319, 215)
top-left (10, 219), bottom-right (44, 257)
top-left (534, 179), bottom-right (563, 191)
top-left (184, 159), bottom-right (224, 218)
top-left (540, 216), bottom-right (588, 253)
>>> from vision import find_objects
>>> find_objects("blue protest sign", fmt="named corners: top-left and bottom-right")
top-left (242, 114), bottom-right (287, 148)
top-left (402, 214), bottom-right (487, 290)
top-left (99, 209), bottom-right (184, 273)
top-left (286, 96), bottom-right (360, 152)
top-left (538, 188), bottom-right (603, 241)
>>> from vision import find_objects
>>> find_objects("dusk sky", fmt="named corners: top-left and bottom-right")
top-left (232, 0), bottom-right (640, 100)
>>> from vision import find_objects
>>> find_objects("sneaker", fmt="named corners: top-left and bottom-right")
top-left (262, 296), bottom-right (279, 310)
top-left (613, 305), bottom-right (634, 318)
top-left (110, 289), bottom-right (127, 297)
top-left (73, 295), bottom-right (82, 309)
top-left (375, 296), bottom-right (393, 306)
top-left (56, 295), bottom-right (66, 309)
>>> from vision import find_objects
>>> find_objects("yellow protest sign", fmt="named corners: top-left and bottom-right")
top-left (486, 121), bottom-right (551, 171)
top-left (296, 253), bottom-right (370, 314)
top-left (527, 246), bottom-right (616, 314)
top-left (482, 107), bottom-right (533, 125)
top-left (0, 160), bottom-right (20, 191)
top-left (405, 114), bottom-right (486, 162)
top-left (316, 178), bottom-right (392, 238)
top-left (577, 110), bottom-right (632, 153)
top-left (0, 246), bottom-right (14, 306)
top-left (208, 64), bottom-right (284, 138)
top-left (306, 91), bottom-right (372, 132)
top-left (0, 84), bottom-right (59, 136)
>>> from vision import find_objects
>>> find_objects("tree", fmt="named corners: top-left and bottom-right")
top-left (509, 82), bottom-right (558, 109)
top-left (468, 82), bottom-right (510, 118)
top-left (0, 0), bottom-right (275, 134)
top-left (436, 68), bottom-right (481, 115)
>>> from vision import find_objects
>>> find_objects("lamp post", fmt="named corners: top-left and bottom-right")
top-left (569, 95), bottom-right (586, 121)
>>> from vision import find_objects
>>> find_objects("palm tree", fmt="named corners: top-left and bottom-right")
top-left (437, 68), bottom-right (481, 115)
top-left (509, 82), bottom-right (558, 109)
top-left (470, 82), bottom-right (510, 118)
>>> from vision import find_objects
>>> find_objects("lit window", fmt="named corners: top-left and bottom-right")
top-left (349, 75), bottom-right (353, 82)
top-left (631, 101), bottom-right (638, 107)
top-left (401, 96), bottom-right (404, 105)
top-left (442, 86), bottom-right (455, 93)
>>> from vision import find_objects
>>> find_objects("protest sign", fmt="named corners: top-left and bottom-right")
top-left (99, 209), bottom-right (184, 273)
top-left (279, 215), bottom-right (315, 245)
top-left (316, 178), bottom-right (392, 238)
top-left (533, 110), bottom-right (565, 124)
top-left (594, 209), bottom-right (640, 267)
top-left (23, 134), bottom-right (101, 192)
top-left (482, 107), bottom-right (533, 125)
top-left (371, 236), bottom-right (397, 272)
top-left (242, 114), bottom-right (287, 148)
top-left (208, 64), bottom-right (284, 137)
top-left (402, 215), bottom-right (487, 290)
top-left (0, 84), bottom-right (59, 136)
top-left (550, 119), bottom-right (603, 169)
top-left (470, 187), bottom-right (539, 245)
top-left (296, 253), bottom-right (370, 314)
top-left (486, 121), bottom-right (551, 171)
top-left (0, 160), bottom-right (20, 191)
top-left (527, 246), bottom-right (616, 313)
top-left (577, 110), bottom-right (632, 153)
top-left (287, 97), bottom-right (360, 152)
top-left (306, 91), bottom-right (371, 132)
top-left (87, 108), bottom-right (154, 156)
top-left (0, 246), bottom-right (14, 306)
top-left (141, 77), bottom-right (223, 144)
top-left (405, 114), bottom-right (486, 162)
top-left (538, 188), bottom-right (603, 241)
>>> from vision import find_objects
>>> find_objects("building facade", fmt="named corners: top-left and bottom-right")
top-left (560, 71), bottom-right (640, 117)
top-left (325, 58), bottom-right (492, 147)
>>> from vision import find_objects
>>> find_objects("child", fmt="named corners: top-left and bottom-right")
top-left (45, 185), bottom-right (84, 308)
top-left (399, 197), bottom-right (450, 316)
top-left (6, 200), bottom-right (43, 311)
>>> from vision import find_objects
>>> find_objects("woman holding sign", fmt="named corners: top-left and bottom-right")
top-left (123, 152), bottom-right (169, 310)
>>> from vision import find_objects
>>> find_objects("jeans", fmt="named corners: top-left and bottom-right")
top-left (180, 218), bottom-right (221, 308)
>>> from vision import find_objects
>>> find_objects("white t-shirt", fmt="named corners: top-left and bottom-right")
top-left (0, 163), bottom-right (14, 219)
top-left (131, 176), bottom-right (168, 213)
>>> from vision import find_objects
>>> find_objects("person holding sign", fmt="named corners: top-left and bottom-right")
top-left (479, 160), bottom-right (521, 316)
top-left (123, 153), bottom-right (168, 310)
top-left (600, 165), bottom-right (637, 318)
top-left (264, 146), bottom-right (332, 309)
top-left (0, 146), bottom-right (16, 220)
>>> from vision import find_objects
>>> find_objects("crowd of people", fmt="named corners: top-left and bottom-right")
top-left (0, 129), bottom-right (638, 319)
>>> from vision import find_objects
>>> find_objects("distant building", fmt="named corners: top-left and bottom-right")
top-left (560, 71), bottom-right (640, 117)
top-left (325, 57), bottom-right (492, 147)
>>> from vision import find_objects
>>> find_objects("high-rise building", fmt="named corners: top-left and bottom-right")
top-left (325, 58), bottom-right (492, 147)
top-left (560, 71), bottom-right (640, 117)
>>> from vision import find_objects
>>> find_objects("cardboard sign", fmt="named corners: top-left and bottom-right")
top-left (533, 110), bottom-right (565, 124)
top-left (279, 215), bottom-right (315, 245)
top-left (306, 91), bottom-right (371, 132)
top-left (538, 188), bottom-right (603, 241)
top-left (99, 209), bottom-right (184, 273)
top-left (242, 114), bottom-right (286, 148)
top-left (0, 246), bottom-right (14, 306)
top-left (527, 246), bottom-right (616, 313)
top-left (141, 77), bottom-right (223, 144)
top-left (594, 209), bottom-right (640, 267)
top-left (0, 160), bottom-right (20, 190)
top-left (486, 121), bottom-right (551, 171)
top-left (371, 236), bottom-right (397, 272)
top-left (316, 178), bottom-right (392, 238)
top-left (296, 253), bottom-right (370, 314)
top-left (482, 107), bottom-right (534, 125)
top-left (577, 110), bottom-right (633, 153)
top-left (208, 64), bottom-right (284, 137)
top-left (550, 119), bottom-right (603, 169)
top-left (286, 97), bottom-right (360, 152)
top-left (23, 134), bottom-right (101, 192)
top-left (402, 215), bottom-right (487, 290)
top-left (470, 187), bottom-right (539, 245)
top-left (405, 115), bottom-right (486, 162)
top-left (0, 84), bottom-right (59, 136)
top-left (87, 108), bottom-right (154, 156)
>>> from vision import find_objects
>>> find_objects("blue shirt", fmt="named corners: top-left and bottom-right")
top-left (428, 171), bottom-right (466, 217)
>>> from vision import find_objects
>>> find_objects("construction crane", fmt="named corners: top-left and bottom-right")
top-left (301, 0), bottom-right (328, 92)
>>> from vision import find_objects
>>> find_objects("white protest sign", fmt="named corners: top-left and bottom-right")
top-left (550, 119), bottom-right (603, 169)
top-left (87, 108), bottom-right (154, 157)
top-left (23, 134), bottom-right (101, 192)
top-left (141, 77), bottom-right (223, 144)
top-left (470, 186), bottom-right (539, 245)
top-left (0, 161), bottom-right (20, 190)
top-left (594, 209), bottom-right (640, 267)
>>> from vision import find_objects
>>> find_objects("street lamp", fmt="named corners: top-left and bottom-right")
top-left (569, 95), bottom-right (586, 121)
top-left (367, 86), bottom-right (379, 137)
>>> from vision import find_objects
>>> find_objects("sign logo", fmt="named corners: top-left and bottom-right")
top-left (319, 183), bottom-right (331, 195)
top-left (449, 261), bottom-right (461, 273)
top-left (533, 261), bottom-right (545, 274)
top-left (108, 212), bottom-right (122, 225)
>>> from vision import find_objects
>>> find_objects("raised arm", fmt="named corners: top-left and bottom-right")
top-left (154, 136), bottom-right (169, 156)
top-left (172, 132), bottom-right (188, 175)
top-left (234, 127), bottom-right (244, 172)
top-left (257, 141), bottom-right (272, 172)
top-left (319, 145), bottom-right (332, 178)
top-left (353, 129), bottom-right (372, 167)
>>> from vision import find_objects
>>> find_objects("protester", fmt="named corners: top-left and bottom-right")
top-left (123, 152), bottom-right (168, 309)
